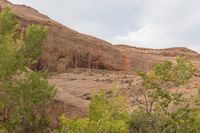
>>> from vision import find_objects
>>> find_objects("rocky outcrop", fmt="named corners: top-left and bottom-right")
top-left (0, 0), bottom-right (200, 73)
top-left (116, 45), bottom-right (200, 72)
top-left (0, 0), bottom-right (125, 72)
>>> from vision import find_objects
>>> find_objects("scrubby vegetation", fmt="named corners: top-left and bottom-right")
top-left (130, 57), bottom-right (198, 133)
top-left (55, 85), bottom-right (129, 133)
top-left (1, 7), bottom-right (200, 133)
top-left (0, 7), bottom-right (55, 132)
top-left (55, 57), bottom-right (200, 133)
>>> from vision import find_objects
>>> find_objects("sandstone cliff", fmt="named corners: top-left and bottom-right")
top-left (1, 0), bottom-right (199, 73)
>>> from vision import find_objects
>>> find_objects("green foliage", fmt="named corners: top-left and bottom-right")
top-left (0, 7), bottom-right (19, 35)
top-left (89, 85), bottom-right (128, 122)
top-left (23, 24), bottom-right (48, 61)
top-left (56, 85), bottom-right (129, 133)
top-left (173, 56), bottom-right (196, 85)
top-left (57, 116), bottom-right (90, 133)
top-left (153, 60), bottom-right (172, 82)
top-left (130, 57), bottom-right (198, 133)
top-left (0, 7), bottom-right (55, 132)
top-left (0, 7), bottom-right (20, 79)
top-left (0, 9), bottom-right (48, 79)
top-left (3, 72), bottom-right (56, 132)
top-left (0, 126), bottom-right (7, 133)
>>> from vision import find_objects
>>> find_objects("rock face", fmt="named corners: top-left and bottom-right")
top-left (1, 0), bottom-right (200, 73)
top-left (116, 45), bottom-right (200, 72)
top-left (0, 0), bottom-right (126, 72)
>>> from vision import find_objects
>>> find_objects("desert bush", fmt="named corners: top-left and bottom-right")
top-left (56, 85), bottom-right (129, 133)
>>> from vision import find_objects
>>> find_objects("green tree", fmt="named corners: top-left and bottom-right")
top-left (4, 72), bottom-right (56, 132)
top-left (130, 57), bottom-right (198, 133)
top-left (0, 7), bottom-right (20, 79)
top-left (23, 24), bottom-right (48, 61)
top-left (0, 7), bottom-right (55, 132)
top-left (0, 7), bottom-right (19, 35)
top-left (173, 57), bottom-right (196, 85)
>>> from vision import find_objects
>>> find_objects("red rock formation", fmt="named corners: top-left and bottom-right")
top-left (0, 0), bottom-right (200, 73)
top-left (0, 0), bottom-right (126, 72)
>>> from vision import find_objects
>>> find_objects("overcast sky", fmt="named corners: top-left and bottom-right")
top-left (10, 0), bottom-right (200, 52)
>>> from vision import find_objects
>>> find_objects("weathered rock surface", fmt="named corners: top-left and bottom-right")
top-left (1, 0), bottom-right (200, 73)
top-left (1, 0), bottom-right (200, 118)
top-left (116, 45), bottom-right (200, 72)
top-left (0, 0), bottom-right (126, 72)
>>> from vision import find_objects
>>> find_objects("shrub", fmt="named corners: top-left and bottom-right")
top-left (130, 57), bottom-right (198, 132)
top-left (4, 72), bottom-right (55, 132)
top-left (56, 85), bottom-right (129, 133)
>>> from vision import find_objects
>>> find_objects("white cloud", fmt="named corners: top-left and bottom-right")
top-left (111, 0), bottom-right (200, 52)
top-left (113, 24), bottom-right (174, 48)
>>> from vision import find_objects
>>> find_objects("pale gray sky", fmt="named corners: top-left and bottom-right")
top-left (10, 0), bottom-right (200, 52)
